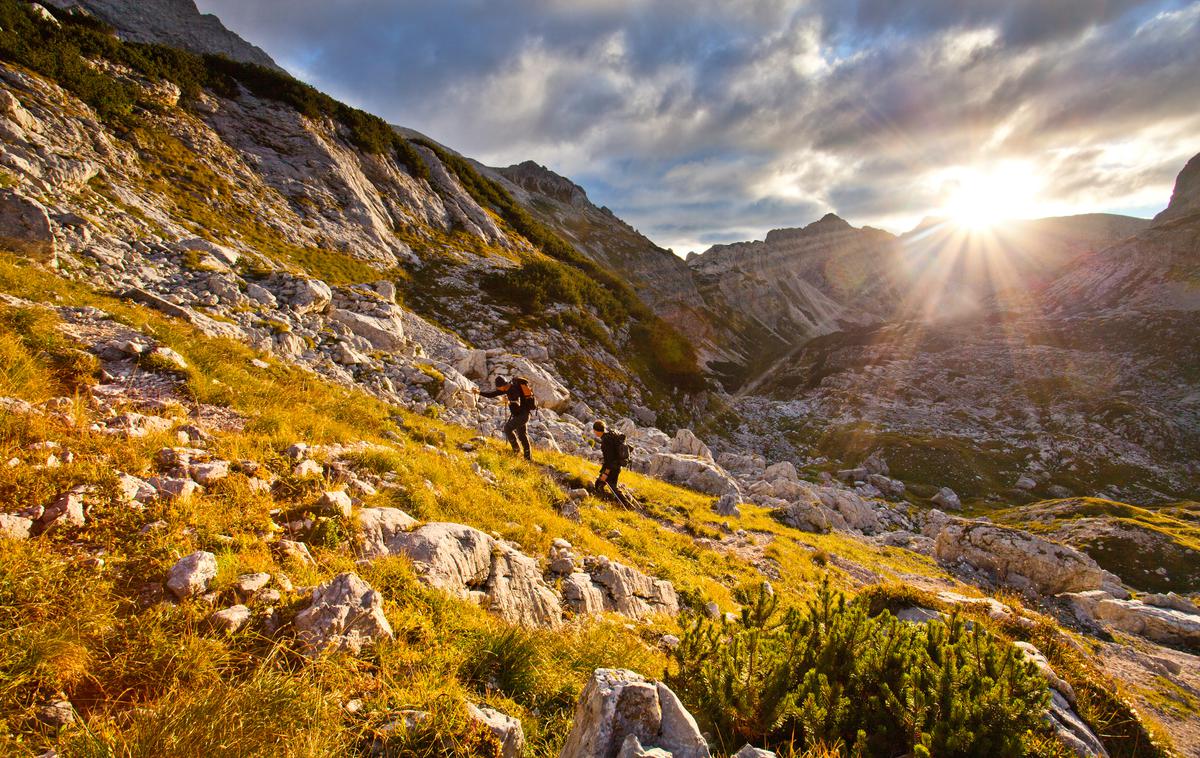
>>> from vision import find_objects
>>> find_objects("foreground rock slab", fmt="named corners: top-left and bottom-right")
top-left (558, 668), bottom-right (710, 758)
top-left (294, 572), bottom-right (394, 654)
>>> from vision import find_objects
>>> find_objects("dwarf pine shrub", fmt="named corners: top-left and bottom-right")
top-left (668, 579), bottom-right (1053, 757)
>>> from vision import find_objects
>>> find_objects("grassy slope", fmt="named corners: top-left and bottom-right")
top-left (0, 253), bottom-right (964, 756)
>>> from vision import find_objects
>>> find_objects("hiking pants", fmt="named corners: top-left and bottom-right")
top-left (596, 466), bottom-right (634, 509)
top-left (503, 410), bottom-right (531, 459)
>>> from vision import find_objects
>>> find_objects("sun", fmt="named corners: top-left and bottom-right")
top-left (939, 162), bottom-right (1043, 230)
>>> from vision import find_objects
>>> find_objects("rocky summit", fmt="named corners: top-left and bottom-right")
top-left (0, 2), bottom-right (1196, 757)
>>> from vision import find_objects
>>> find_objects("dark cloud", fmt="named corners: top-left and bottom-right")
top-left (197, 0), bottom-right (1200, 251)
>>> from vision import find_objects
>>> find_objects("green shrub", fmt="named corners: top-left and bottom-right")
top-left (668, 581), bottom-right (1054, 757)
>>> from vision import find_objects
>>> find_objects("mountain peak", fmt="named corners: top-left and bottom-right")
top-left (1154, 152), bottom-right (1200, 224)
top-left (497, 160), bottom-right (590, 207)
top-left (763, 213), bottom-right (854, 244)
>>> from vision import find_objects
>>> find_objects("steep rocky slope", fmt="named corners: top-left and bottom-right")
top-left (0, 1), bottom-right (706, 429)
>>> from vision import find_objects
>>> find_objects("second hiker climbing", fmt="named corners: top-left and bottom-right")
top-left (478, 375), bottom-right (536, 460)
top-left (592, 420), bottom-right (635, 509)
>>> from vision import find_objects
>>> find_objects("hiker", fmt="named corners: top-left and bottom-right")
top-left (478, 376), bottom-right (535, 460)
top-left (592, 420), bottom-right (635, 509)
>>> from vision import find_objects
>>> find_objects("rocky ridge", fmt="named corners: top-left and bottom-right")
top-left (42, 0), bottom-right (283, 72)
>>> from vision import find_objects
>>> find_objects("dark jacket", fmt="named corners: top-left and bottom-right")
top-left (481, 382), bottom-right (530, 415)
top-left (600, 431), bottom-right (625, 469)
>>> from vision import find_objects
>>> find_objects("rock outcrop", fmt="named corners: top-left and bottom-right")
top-left (574, 556), bottom-right (679, 620)
top-left (1081, 596), bottom-right (1200, 647)
top-left (383, 522), bottom-right (563, 627)
top-left (934, 520), bottom-right (1121, 595)
top-left (294, 572), bottom-right (394, 654)
top-left (166, 550), bottom-right (217, 599)
top-left (466, 703), bottom-right (524, 758)
top-left (648, 453), bottom-right (740, 497)
top-left (0, 189), bottom-right (55, 262)
top-left (558, 669), bottom-right (710, 758)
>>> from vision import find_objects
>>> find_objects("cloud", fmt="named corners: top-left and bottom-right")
top-left (197, 0), bottom-right (1200, 252)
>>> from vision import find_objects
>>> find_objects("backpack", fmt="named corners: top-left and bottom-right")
top-left (618, 434), bottom-right (632, 467)
top-left (605, 431), bottom-right (632, 467)
top-left (511, 376), bottom-right (537, 412)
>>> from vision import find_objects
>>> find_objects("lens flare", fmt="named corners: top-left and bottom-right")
top-left (940, 162), bottom-right (1044, 230)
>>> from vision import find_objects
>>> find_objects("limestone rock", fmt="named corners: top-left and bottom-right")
top-left (562, 572), bottom-right (606, 616)
top-left (316, 490), bottom-right (353, 518)
top-left (167, 550), bottom-right (218, 599)
top-left (581, 557), bottom-right (679, 619)
top-left (1093, 598), bottom-right (1200, 646)
top-left (286, 277), bottom-right (332, 314)
top-left (713, 492), bottom-right (741, 517)
top-left (357, 506), bottom-right (418, 558)
top-left (1142, 592), bottom-right (1200, 615)
top-left (0, 513), bottom-right (33, 539)
top-left (294, 572), bottom-right (394, 654)
top-left (465, 702), bottom-right (524, 758)
top-left (274, 539), bottom-right (316, 565)
top-left (148, 476), bottom-right (200, 501)
top-left (189, 460), bottom-right (229, 486)
top-left (1013, 641), bottom-right (1076, 705)
top-left (931, 486), bottom-right (962, 511)
top-left (1049, 690), bottom-right (1109, 758)
top-left (116, 473), bottom-right (158, 504)
top-left (148, 346), bottom-right (188, 371)
top-left (648, 453), bottom-right (739, 497)
top-left (37, 485), bottom-right (91, 532)
top-left (293, 459), bottom-right (323, 478)
top-left (934, 520), bottom-right (1117, 595)
top-left (761, 461), bottom-right (797, 481)
top-left (558, 669), bottom-right (710, 758)
top-left (772, 500), bottom-right (832, 534)
top-left (0, 190), bottom-right (55, 262)
top-left (36, 700), bottom-right (74, 728)
top-left (234, 572), bottom-right (272, 597)
top-left (384, 522), bottom-right (562, 627)
top-left (669, 428), bottom-right (713, 461)
top-left (330, 307), bottom-right (405, 351)
top-left (208, 604), bottom-right (252, 633)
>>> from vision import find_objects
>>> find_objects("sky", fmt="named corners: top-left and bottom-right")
top-left (196, 0), bottom-right (1200, 254)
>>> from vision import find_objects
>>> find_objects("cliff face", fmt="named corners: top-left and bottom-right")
top-left (688, 214), bottom-right (901, 340)
top-left (43, 0), bottom-right (283, 71)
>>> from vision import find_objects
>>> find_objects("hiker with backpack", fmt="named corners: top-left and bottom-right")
top-left (478, 376), bottom-right (536, 460)
top-left (592, 420), bottom-right (635, 509)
